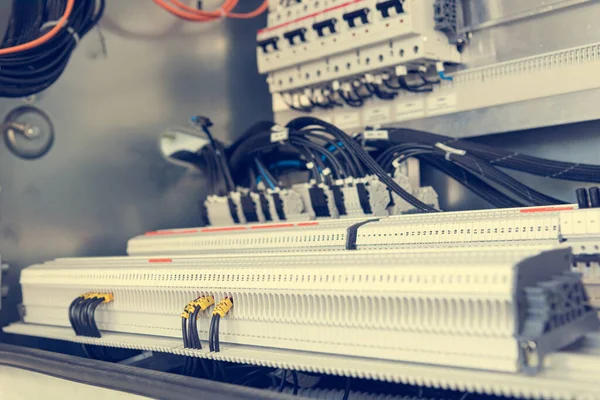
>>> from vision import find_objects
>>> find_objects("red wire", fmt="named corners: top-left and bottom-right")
top-left (154, 0), bottom-right (268, 21)
top-left (0, 0), bottom-right (75, 55)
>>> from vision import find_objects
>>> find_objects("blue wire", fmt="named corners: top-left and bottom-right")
top-left (269, 160), bottom-right (303, 169)
top-left (255, 161), bottom-right (276, 190)
top-left (438, 71), bottom-right (453, 81)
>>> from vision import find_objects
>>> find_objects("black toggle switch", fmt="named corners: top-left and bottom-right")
top-left (589, 187), bottom-right (600, 208)
top-left (283, 28), bottom-right (308, 46)
top-left (342, 8), bottom-right (370, 28)
top-left (313, 18), bottom-right (338, 37)
top-left (376, 0), bottom-right (404, 18)
top-left (576, 187), bottom-right (590, 209)
top-left (257, 37), bottom-right (280, 54)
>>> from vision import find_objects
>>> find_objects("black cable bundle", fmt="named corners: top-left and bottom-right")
top-left (386, 128), bottom-right (600, 183)
top-left (68, 293), bottom-right (110, 338)
top-left (209, 313), bottom-right (221, 352)
top-left (0, 0), bottom-right (105, 98)
top-left (375, 142), bottom-right (565, 207)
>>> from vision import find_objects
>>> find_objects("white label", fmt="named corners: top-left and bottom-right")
top-left (334, 112), bottom-right (360, 130)
top-left (427, 92), bottom-right (458, 115)
top-left (363, 130), bottom-right (389, 140)
top-left (395, 99), bottom-right (426, 121)
top-left (364, 105), bottom-right (391, 125)
top-left (270, 129), bottom-right (289, 142)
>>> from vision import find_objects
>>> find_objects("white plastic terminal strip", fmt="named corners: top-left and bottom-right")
top-left (12, 246), bottom-right (583, 374)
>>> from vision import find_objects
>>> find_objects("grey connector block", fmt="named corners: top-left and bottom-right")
top-left (434, 0), bottom-right (468, 45)
top-left (514, 248), bottom-right (600, 373)
top-left (266, 188), bottom-right (309, 222)
top-left (204, 195), bottom-right (236, 226)
top-left (291, 183), bottom-right (338, 220)
top-left (365, 177), bottom-right (390, 217)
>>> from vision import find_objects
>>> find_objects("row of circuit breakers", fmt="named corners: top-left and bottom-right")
top-left (6, 204), bottom-right (600, 399)
top-left (257, 0), bottom-right (460, 98)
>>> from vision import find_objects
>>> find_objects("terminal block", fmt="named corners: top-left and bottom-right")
top-left (7, 247), bottom-right (597, 376)
top-left (204, 195), bottom-right (238, 226)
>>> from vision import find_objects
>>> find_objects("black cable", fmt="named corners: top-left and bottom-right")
top-left (342, 377), bottom-right (351, 400)
top-left (68, 296), bottom-right (84, 336)
top-left (87, 297), bottom-right (104, 338)
top-left (214, 314), bottom-right (221, 353)
top-left (277, 370), bottom-right (287, 392)
top-left (300, 130), bottom-right (360, 177)
top-left (0, 0), bottom-right (106, 98)
top-left (181, 315), bottom-right (189, 348)
top-left (209, 314), bottom-right (216, 352)
top-left (291, 370), bottom-right (299, 395)
top-left (75, 297), bottom-right (92, 337)
top-left (192, 306), bottom-right (203, 349)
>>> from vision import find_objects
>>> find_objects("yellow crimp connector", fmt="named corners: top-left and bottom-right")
top-left (81, 292), bottom-right (114, 303)
top-left (213, 297), bottom-right (233, 317)
top-left (195, 296), bottom-right (215, 311)
top-left (181, 311), bottom-right (190, 319)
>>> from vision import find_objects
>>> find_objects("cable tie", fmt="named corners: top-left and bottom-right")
top-left (363, 129), bottom-right (389, 140)
top-left (217, 7), bottom-right (228, 18)
top-left (551, 163), bottom-right (580, 178)
top-left (435, 142), bottom-right (466, 161)
top-left (270, 125), bottom-right (289, 143)
top-left (41, 20), bottom-right (80, 45)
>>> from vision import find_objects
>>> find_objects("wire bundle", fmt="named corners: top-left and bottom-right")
top-left (386, 128), bottom-right (600, 183)
top-left (187, 116), bottom-right (600, 218)
top-left (68, 292), bottom-right (113, 338)
top-left (228, 118), bottom-right (437, 212)
top-left (154, 0), bottom-right (268, 21)
top-left (209, 297), bottom-right (233, 353)
top-left (374, 142), bottom-right (565, 208)
top-left (0, 0), bottom-right (105, 98)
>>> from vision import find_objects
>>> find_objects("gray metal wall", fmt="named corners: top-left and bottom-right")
top-left (0, 0), bottom-right (272, 335)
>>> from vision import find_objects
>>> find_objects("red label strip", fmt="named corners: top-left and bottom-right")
top-left (200, 227), bottom-right (248, 233)
top-left (149, 258), bottom-right (172, 263)
top-left (297, 221), bottom-right (319, 227)
top-left (520, 206), bottom-right (574, 214)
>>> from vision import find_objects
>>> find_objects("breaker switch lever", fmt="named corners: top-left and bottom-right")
top-left (342, 8), bottom-right (370, 28)
top-left (376, 0), bottom-right (404, 18)
top-left (313, 18), bottom-right (337, 37)
top-left (283, 28), bottom-right (308, 46)
top-left (257, 37), bottom-right (280, 54)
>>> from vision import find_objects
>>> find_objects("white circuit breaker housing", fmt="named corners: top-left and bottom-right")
top-left (257, 0), bottom-right (460, 97)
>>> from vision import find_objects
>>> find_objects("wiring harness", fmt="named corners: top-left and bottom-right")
top-left (172, 115), bottom-right (600, 225)
top-left (0, 0), bottom-right (105, 98)
top-left (68, 292), bottom-right (113, 338)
